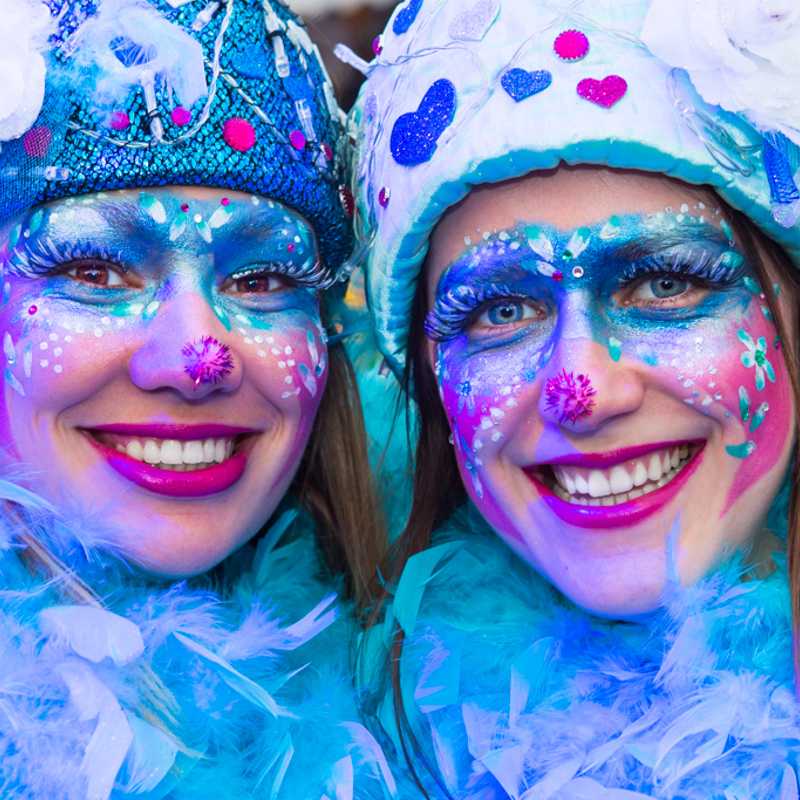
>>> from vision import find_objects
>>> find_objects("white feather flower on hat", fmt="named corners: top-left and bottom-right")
top-left (0, 0), bottom-right (52, 142)
top-left (641, 0), bottom-right (800, 145)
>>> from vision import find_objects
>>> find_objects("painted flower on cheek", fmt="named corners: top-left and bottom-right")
top-left (738, 330), bottom-right (775, 391)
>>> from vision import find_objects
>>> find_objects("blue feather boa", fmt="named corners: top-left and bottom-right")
top-left (0, 480), bottom-right (396, 800)
top-left (362, 504), bottom-right (800, 799)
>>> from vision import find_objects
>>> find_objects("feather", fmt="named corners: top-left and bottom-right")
top-left (71, 0), bottom-right (207, 108)
top-left (116, 712), bottom-right (178, 793)
top-left (39, 605), bottom-right (144, 666)
top-left (368, 504), bottom-right (800, 799)
top-left (340, 721), bottom-right (398, 797)
top-left (59, 663), bottom-right (134, 800)
top-left (173, 631), bottom-right (291, 718)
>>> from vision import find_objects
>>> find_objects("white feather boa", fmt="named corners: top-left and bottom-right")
top-left (0, 480), bottom-right (395, 800)
top-left (362, 503), bottom-right (800, 799)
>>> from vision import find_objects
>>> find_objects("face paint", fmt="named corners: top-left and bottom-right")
top-left (0, 187), bottom-right (330, 577)
top-left (425, 171), bottom-right (794, 619)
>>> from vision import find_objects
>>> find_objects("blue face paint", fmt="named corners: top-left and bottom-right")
top-left (427, 213), bottom-right (753, 365)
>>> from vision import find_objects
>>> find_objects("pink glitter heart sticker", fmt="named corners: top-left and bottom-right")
top-left (576, 76), bottom-right (627, 109)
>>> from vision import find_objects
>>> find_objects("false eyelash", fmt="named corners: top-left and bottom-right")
top-left (6, 238), bottom-right (128, 280)
top-left (425, 282), bottom-right (529, 342)
top-left (229, 256), bottom-right (333, 290)
top-left (617, 249), bottom-right (748, 289)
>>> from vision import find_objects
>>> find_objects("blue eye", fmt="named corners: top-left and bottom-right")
top-left (649, 278), bottom-right (689, 299)
top-left (476, 299), bottom-right (542, 328)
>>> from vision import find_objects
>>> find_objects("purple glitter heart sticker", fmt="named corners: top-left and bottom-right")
top-left (501, 68), bottom-right (552, 102)
top-left (393, 0), bottom-right (423, 35)
top-left (390, 79), bottom-right (457, 166)
top-left (577, 76), bottom-right (627, 109)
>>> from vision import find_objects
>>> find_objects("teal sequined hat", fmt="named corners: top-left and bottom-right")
top-left (1, 0), bottom-right (351, 273)
top-left (348, 0), bottom-right (800, 374)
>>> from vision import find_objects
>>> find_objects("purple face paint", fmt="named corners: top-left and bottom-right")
top-left (427, 206), bottom-right (794, 618)
top-left (0, 187), bottom-right (331, 577)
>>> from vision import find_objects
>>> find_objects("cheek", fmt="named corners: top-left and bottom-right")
top-left (437, 340), bottom-right (541, 500)
top-left (632, 301), bottom-right (791, 511)
top-left (0, 297), bottom-right (135, 419)
top-left (233, 311), bottom-right (328, 427)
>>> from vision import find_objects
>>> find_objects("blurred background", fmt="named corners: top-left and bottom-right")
top-left (286, 0), bottom-right (397, 111)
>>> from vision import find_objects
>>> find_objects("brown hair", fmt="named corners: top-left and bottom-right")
top-left (367, 191), bottom-right (800, 795)
top-left (293, 329), bottom-right (386, 604)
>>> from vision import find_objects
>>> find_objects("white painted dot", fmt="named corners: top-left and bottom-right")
top-left (49, 333), bottom-right (58, 341)
top-left (287, 359), bottom-right (295, 367)
top-left (94, 329), bottom-right (103, 338)
top-left (244, 337), bottom-right (253, 345)
top-left (194, 214), bottom-right (202, 223)
top-left (54, 347), bottom-right (62, 357)
top-left (271, 348), bottom-right (281, 355)
top-left (284, 375), bottom-right (293, 384)
top-left (250, 196), bottom-right (259, 205)
top-left (680, 204), bottom-right (689, 213)
top-left (65, 335), bottom-right (72, 342)
top-left (54, 365), bottom-right (62, 373)
top-left (39, 342), bottom-right (47, 350)
top-left (40, 359), bottom-right (48, 367)
top-left (284, 346), bottom-right (292, 355)
top-left (278, 361), bottom-right (286, 368)
top-left (258, 349), bottom-right (266, 357)
top-left (101, 316), bottom-right (111, 326)
top-left (266, 337), bottom-right (275, 344)
top-left (254, 336), bottom-right (263, 343)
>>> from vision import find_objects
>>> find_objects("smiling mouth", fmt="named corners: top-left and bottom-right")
top-left (530, 442), bottom-right (700, 507)
top-left (91, 432), bottom-right (243, 471)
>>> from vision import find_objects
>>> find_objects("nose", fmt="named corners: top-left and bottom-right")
top-left (538, 336), bottom-right (644, 432)
top-left (128, 293), bottom-right (243, 399)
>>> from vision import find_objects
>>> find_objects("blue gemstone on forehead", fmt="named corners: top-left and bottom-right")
top-left (390, 79), bottom-right (457, 166)
top-left (393, 0), bottom-right (423, 34)
top-left (501, 69), bottom-right (552, 103)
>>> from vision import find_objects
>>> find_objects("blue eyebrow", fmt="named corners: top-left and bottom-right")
top-left (435, 216), bottom-right (734, 295)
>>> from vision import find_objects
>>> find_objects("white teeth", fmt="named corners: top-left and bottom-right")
top-left (547, 444), bottom-right (694, 506)
top-left (588, 469), bottom-right (611, 498)
top-left (161, 440), bottom-right (183, 465)
top-left (101, 434), bottom-right (239, 470)
top-left (631, 461), bottom-right (648, 487)
top-left (126, 440), bottom-right (144, 461)
top-left (143, 440), bottom-right (161, 464)
top-left (609, 465), bottom-right (633, 494)
top-left (184, 441), bottom-right (204, 464)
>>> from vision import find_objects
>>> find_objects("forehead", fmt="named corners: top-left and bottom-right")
top-left (427, 167), bottom-right (714, 285)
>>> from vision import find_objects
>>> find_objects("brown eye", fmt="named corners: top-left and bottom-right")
top-left (65, 261), bottom-right (134, 288)
top-left (225, 273), bottom-right (288, 295)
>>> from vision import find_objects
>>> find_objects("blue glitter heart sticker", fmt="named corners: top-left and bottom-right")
top-left (390, 79), bottom-right (457, 166)
top-left (501, 68), bottom-right (552, 102)
top-left (393, 0), bottom-right (423, 35)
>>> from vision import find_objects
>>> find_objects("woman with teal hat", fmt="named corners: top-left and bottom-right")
top-left (350, 0), bottom-right (800, 795)
top-left (0, 0), bottom-right (394, 797)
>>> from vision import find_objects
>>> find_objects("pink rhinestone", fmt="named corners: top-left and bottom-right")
top-left (170, 107), bottom-right (192, 127)
top-left (552, 270), bottom-right (563, 282)
top-left (378, 187), bottom-right (390, 208)
top-left (554, 30), bottom-right (589, 62)
top-left (322, 142), bottom-right (333, 161)
top-left (221, 197), bottom-right (229, 206)
top-left (181, 203), bottom-right (189, 212)
top-left (373, 35), bottom-right (383, 56)
top-left (27, 305), bottom-right (37, 315)
top-left (110, 111), bottom-right (130, 131)
top-left (287, 244), bottom-right (295, 252)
